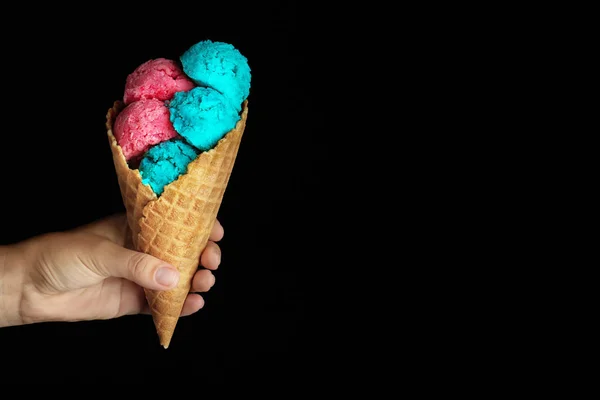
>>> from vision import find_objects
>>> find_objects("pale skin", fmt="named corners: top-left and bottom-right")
top-left (0, 214), bottom-right (223, 327)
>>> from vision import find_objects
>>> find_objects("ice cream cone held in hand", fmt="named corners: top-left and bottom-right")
top-left (105, 41), bottom-right (250, 348)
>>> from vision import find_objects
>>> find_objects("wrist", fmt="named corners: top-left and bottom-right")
top-left (0, 243), bottom-right (27, 327)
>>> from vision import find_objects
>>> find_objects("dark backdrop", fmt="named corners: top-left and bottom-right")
top-left (0, 3), bottom-right (330, 384)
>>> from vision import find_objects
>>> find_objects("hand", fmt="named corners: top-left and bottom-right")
top-left (0, 213), bottom-right (223, 326)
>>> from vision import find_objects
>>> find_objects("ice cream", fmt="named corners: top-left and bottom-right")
top-left (113, 99), bottom-right (179, 161)
top-left (106, 39), bottom-right (252, 348)
top-left (116, 40), bottom-right (250, 173)
top-left (169, 87), bottom-right (240, 151)
top-left (180, 40), bottom-right (251, 112)
top-left (139, 139), bottom-right (199, 195)
top-left (124, 58), bottom-right (195, 104)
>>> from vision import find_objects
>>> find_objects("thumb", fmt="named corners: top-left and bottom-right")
top-left (88, 239), bottom-right (180, 290)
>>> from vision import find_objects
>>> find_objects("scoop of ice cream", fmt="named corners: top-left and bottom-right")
top-left (123, 58), bottom-right (195, 104)
top-left (113, 99), bottom-right (179, 161)
top-left (169, 86), bottom-right (240, 151)
top-left (139, 139), bottom-right (200, 195)
top-left (180, 40), bottom-right (251, 111)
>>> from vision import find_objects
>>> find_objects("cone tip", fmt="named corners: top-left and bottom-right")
top-left (160, 336), bottom-right (172, 349)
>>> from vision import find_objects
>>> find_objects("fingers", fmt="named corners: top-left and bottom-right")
top-left (118, 279), bottom-right (148, 316)
top-left (192, 269), bottom-right (215, 292)
top-left (201, 241), bottom-right (221, 270)
top-left (85, 239), bottom-right (180, 291)
top-left (75, 216), bottom-right (222, 293)
top-left (210, 219), bottom-right (224, 242)
top-left (180, 294), bottom-right (205, 316)
top-left (134, 253), bottom-right (218, 316)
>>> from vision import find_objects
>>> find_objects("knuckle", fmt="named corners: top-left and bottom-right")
top-left (127, 252), bottom-right (150, 279)
top-left (209, 241), bottom-right (220, 253)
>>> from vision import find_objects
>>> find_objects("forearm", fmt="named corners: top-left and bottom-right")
top-left (0, 244), bottom-right (26, 327)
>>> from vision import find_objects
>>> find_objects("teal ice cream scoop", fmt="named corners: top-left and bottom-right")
top-left (139, 139), bottom-right (200, 195)
top-left (169, 86), bottom-right (240, 151)
top-left (180, 40), bottom-right (251, 111)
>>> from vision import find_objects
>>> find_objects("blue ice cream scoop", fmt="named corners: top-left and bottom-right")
top-left (139, 139), bottom-right (200, 195)
top-left (168, 86), bottom-right (240, 151)
top-left (180, 40), bottom-right (251, 111)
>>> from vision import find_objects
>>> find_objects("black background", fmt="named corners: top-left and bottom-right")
top-left (0, 3), bottom-right (332, 384)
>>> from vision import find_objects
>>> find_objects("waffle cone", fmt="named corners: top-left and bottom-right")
top-left (105, 100), bottom-right (248, 348)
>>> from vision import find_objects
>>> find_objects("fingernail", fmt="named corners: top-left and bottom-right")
top-left (156, 267), bottom-right (179, 287)
top-left (210, 274), bottom-right (216, 287)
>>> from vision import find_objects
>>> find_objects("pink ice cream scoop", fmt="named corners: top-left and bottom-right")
top-left (123, 58), bottom-right (195, 104)
top-left (113, 99), bottom-right (179, 161)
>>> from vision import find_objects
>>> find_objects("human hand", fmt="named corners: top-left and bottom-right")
top-left (0, 213), bottom-right (223, 326)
